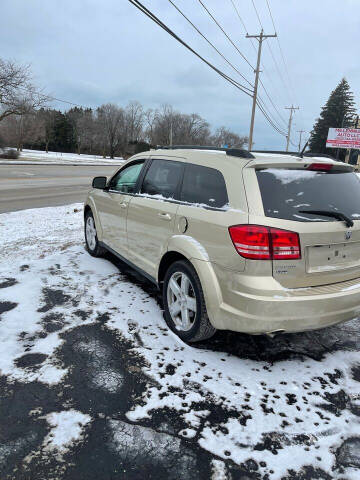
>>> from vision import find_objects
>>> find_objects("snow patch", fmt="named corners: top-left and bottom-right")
top-left (262, 168), bottom-right (319, 184)
top-left (42, 410), bottom-right (91, 454)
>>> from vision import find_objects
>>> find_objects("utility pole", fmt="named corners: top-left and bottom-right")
top-left (285, 105), bottom-right (299, 152)
top-left (297, 130), bottom-right (305, 152)
top-left (169, 117), bottom-right (173, 147)
top-left (246, 29), bottom-right (277, 151)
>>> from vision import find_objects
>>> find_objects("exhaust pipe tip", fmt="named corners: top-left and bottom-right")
top-left (266, 329), bottom-right (286, 338)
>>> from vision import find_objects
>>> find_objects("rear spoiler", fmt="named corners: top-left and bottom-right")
top-left (245, 159), bottom-right (354, 172)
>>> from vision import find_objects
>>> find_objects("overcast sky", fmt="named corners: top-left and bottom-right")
top-left (1, 0), bottom-right (359, 149)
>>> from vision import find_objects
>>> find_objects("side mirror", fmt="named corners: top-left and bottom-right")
top-left (92, 176), bottom-right (107, 189)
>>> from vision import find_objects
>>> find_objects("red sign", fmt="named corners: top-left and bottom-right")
top-left (326, 128), bottom-right (360, 149)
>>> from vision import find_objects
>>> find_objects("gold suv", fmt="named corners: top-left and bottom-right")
top-left (84, 147), bottom-right (360, 341)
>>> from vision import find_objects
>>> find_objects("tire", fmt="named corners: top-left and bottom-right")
top-left (84, 210), bottom-right (106, 257)
top-left (162, 260), bottom-right (216, 342)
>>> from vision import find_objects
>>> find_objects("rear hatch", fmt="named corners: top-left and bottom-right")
top-left (252, 160), bottom-right (360, 288)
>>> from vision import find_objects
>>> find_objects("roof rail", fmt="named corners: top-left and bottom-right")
top-left (154, 145), bottom-right (254, 159)
top-left (252, 150), bottom-right (299, 155)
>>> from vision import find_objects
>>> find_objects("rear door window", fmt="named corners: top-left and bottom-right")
top-left (181, 164), bottom-right (228, 208)
top-left (256, 168), bottom-right (360, 222)
top-left (141, 159), bottom-right (184, 199)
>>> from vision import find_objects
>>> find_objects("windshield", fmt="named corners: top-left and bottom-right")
top-left (256, 168), bottom-right (360, 222)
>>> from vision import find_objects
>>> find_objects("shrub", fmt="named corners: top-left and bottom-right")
top-left (0, 148), bottom-right (20, 159)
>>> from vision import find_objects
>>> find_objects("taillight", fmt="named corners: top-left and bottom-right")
top-left (308, 163), bottom-right (333, 171)
top-left (270, 228), bottom-right (301, 259)
top-left (228, 225), bottom-right (270, 259)
top-left (229, 225), bottom-right (301, 260)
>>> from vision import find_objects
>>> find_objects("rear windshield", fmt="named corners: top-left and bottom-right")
top-left (256, 168), bottom-right (360, 222)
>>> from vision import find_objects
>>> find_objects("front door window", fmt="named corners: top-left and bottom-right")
top-left (109, 161), bottom-right (145, 194)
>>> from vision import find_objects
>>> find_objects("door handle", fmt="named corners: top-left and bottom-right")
top-left (158, 212), bottom-right (172, 221)
top-left (119, 202), bottom-right (127, 209)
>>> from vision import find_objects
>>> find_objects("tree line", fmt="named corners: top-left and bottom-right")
top-left (0, 58), bottom-right (248, 158)
top-left (0, 102), bottom-right (248, 158)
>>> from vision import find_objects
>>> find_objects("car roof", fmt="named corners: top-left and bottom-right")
top-left (129, 148), bottom-right (352, 171)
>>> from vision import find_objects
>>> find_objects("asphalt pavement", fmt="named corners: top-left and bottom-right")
top-left (0, 164), bottom-right (121, 213)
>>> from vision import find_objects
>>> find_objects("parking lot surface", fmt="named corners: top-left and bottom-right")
top-left (0, 204), bottom-right (359, 479)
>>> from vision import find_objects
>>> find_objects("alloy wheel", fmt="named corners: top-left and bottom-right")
top-left (166, 271), bottom-right (197, 331)
top-left (86, 216), bottom-right (97, 251)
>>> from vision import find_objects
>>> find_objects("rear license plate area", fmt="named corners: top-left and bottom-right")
top-left (307, 242), bottom-right (360, 273)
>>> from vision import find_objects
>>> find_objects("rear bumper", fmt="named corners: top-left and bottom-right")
top-left (215, 289), bottom-right (360, 334)
top-left (193, 259), bottom-right (360, 334)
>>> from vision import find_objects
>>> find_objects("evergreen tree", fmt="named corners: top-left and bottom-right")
top-left (309, 78), bottom-right (356, 158)
top-left (51, 112), bottom-right (76, 152)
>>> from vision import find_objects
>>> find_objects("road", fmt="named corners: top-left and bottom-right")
top-left (0, 164), bottom-right (122, 213)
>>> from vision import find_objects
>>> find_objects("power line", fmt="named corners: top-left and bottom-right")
top-left (257, 97), bottom-right (287, 136)
top-left (128, 0), bottom-right (253, 96)
top-left (265, 0), bottom-right (293, 86)
top-left (228, 0), bottom-right (288, 127)
top-left (167, 0), bottom-right (253, 88)
top-left (265, 0), bottom-right (276, 31)
top-left (229, 0), bottom-right (249, 33)
top-left (265, 43), bottom-right (293, 101)
top-left (168, 0), bottom-right (289, 141)
top-left (265, 0), bottom-right (305, 128)
top-left (16, 85), bottom-right (87, 109)
top-left (197, 0), bottom-right (254, 70)
top-left (250, 0), bottom-right (293, 104)
top-left (197, 0), bottom-right (287, 137)
top-left (129, 0), bottom-right (290, 141)
top-left (259, 80), bottom-right (287, 127)
top-left (250, 0), bottom-right (263, 28)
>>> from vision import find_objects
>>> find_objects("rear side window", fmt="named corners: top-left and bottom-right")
top-left (256, 168), bottom-right (360, 222)
top-left (141, 159), bottom-right (183, 199)
top-left (181, 164), bottom-right (228, 208)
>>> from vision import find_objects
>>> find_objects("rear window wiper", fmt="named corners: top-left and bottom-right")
top-left (298, 210), bottom-right (354, 228)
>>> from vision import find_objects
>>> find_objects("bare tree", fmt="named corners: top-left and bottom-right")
top-left (67, 107), bottom-right (95, 155)
top-left (125, 101), bottom-right (144, 142)
top-left (211, 126), bottom-right (248, 148)
top-left (97, 104), bottom-right (125, 158)
top-left (36, 109), bottom-right (57, 153)
top-left (0, 58), bottom-right (46, 122)
top-left (144, 108), bottom-right (156, 145)
top-left (148, 105), bottom-right (211, 146)
top-left (0, 110), bottom-right (42, 151)
top-left (151, 104), bottom-right (175, 146)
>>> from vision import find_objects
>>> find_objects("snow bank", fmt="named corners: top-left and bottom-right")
top-left (0, 148), bottom-right (124, 165)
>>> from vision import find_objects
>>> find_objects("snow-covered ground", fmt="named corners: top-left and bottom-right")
top-left (0, 205), bottom-right (360, 479)
top-left (0, 148), bottom-right (124, 165)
